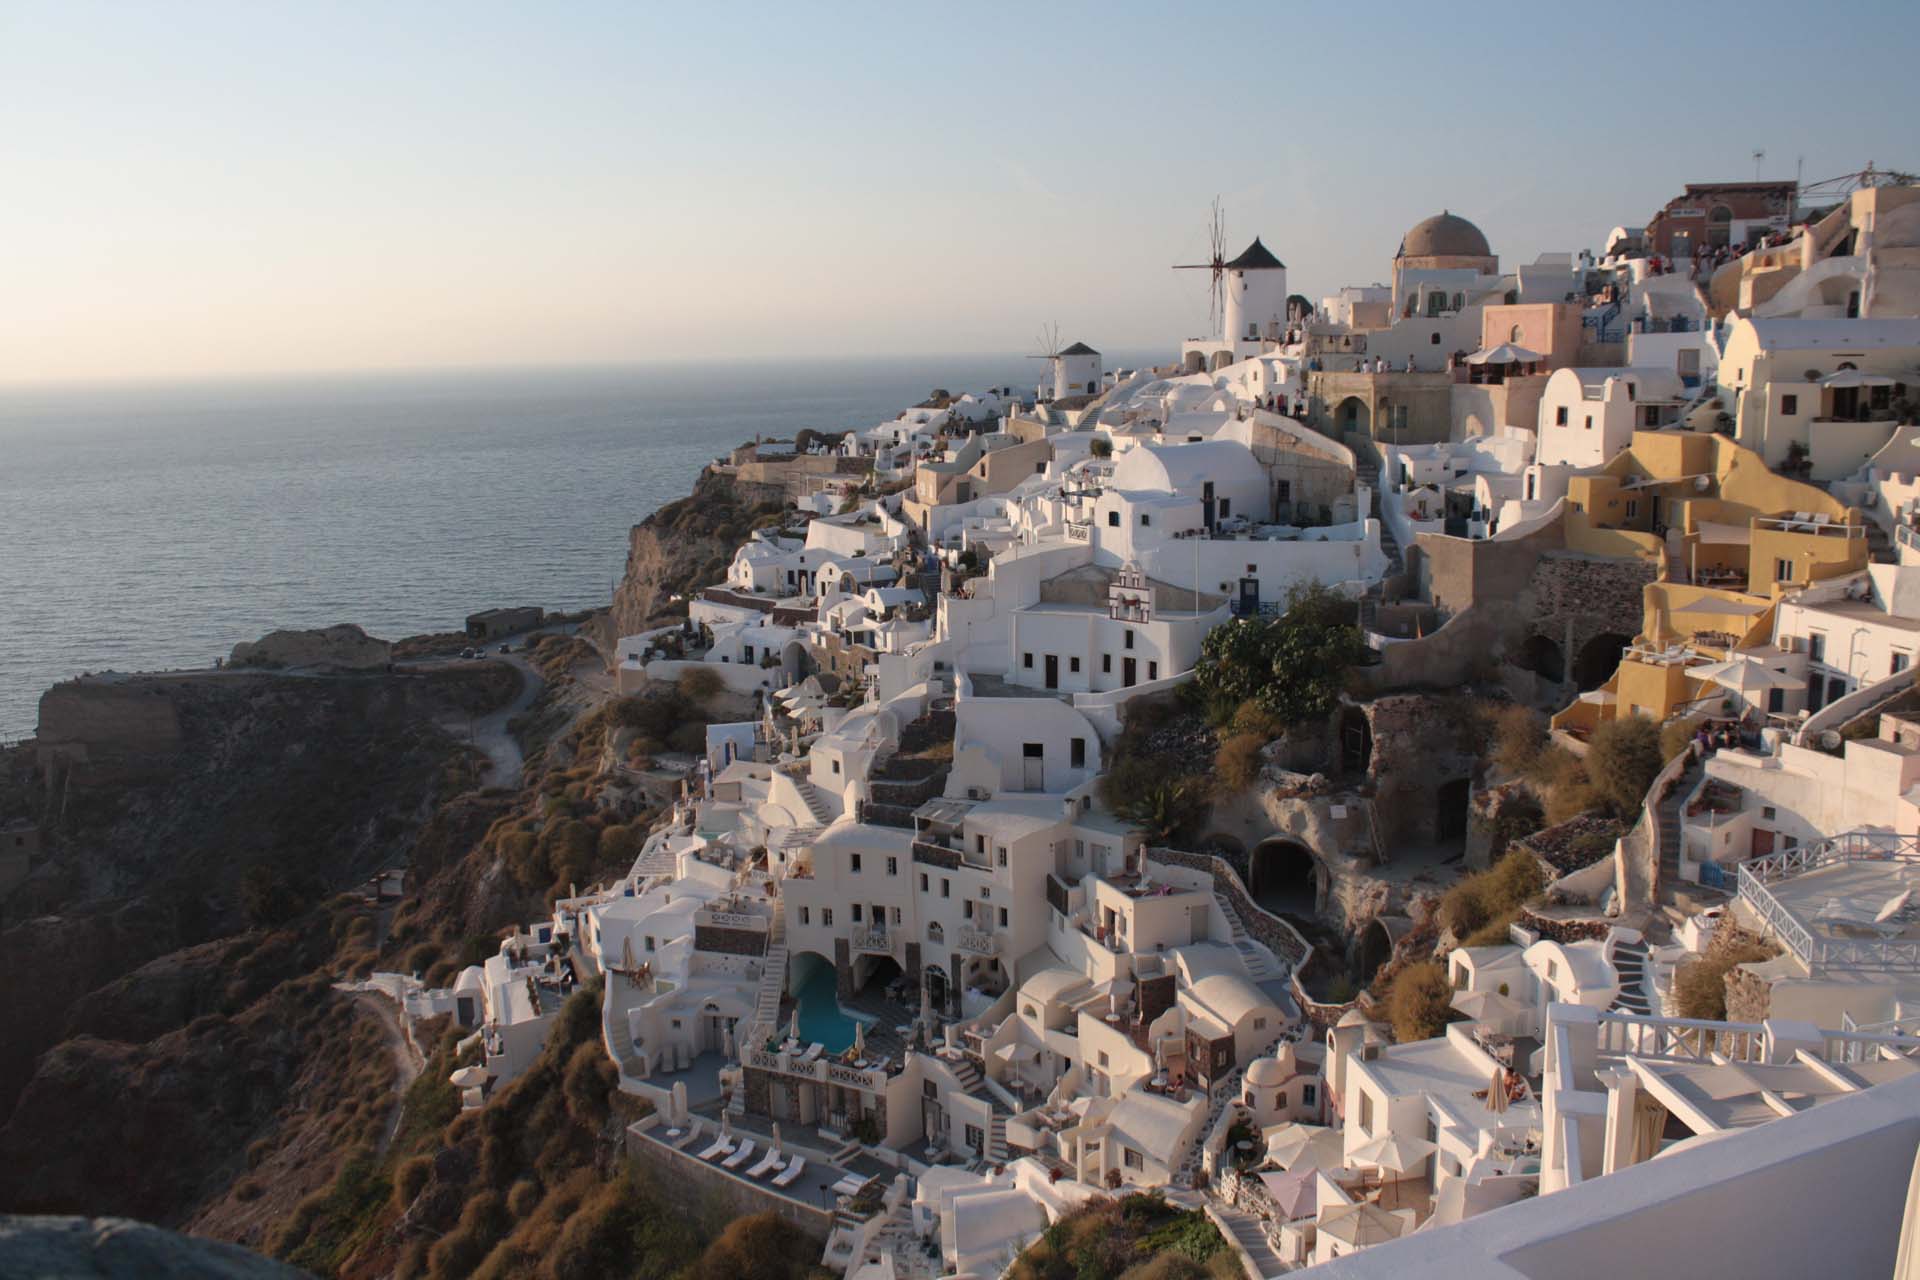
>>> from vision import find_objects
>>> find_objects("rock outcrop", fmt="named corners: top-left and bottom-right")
top-left (611, 469), bottom-right (785, 637)
top-left (0, 1215), bottom-right (310, 1279)
top-left (229, 623), bottom-right (390, 670)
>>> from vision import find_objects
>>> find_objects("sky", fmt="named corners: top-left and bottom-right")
top-left (3, 0), bottom-right (1918, 385)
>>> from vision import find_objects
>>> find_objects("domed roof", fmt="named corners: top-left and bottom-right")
top-left (1399, 211), bottom-right (1491, 259)
top-left (1246, 1054), bottom-right (1289, 1087)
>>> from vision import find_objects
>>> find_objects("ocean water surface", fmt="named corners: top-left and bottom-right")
top-left (0, 356), bottom-right (1150, 739)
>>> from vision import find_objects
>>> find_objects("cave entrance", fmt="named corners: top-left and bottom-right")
top-left (1436, 778), bottom-right (1472, 844)
top-left (1516, 634), bottom-right (1566, 684)
top-left (1338, 706), bottom-right (1373, 775)
top-left (1249, 839), bottom-right (1319, 918)
top-left (1357, 918), bottom-right (1397, 985)
top-left (1573, 633), bottom-right (1631, 692)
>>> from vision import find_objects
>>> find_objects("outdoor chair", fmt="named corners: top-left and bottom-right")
top-left (722, 1139), bottom-right (757, 1169)
top-left (747, 1147), bottom-right (785, 1178)
top-left (772, 1156), bottom-right (807, 1187)
top-left (697, 1133), bottom-right (734, 1161)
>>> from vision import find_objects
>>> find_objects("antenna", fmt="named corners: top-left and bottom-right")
top-left (1752, 148), bottom-right (1766, 181)
top-left (1172, 198), bottom-right (1228, 338)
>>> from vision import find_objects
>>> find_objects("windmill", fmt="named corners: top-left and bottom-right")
top-left (1173, 198), bottom-right (1228, 337)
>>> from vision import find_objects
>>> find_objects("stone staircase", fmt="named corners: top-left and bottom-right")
top-left (1214, 1204), bottom-right (1288, 1280)
top-left (1610, 936), bottom-right (1654, 1016)
top-left (1655, 756), bottom-right (1701, 897)
top-left (632, 840), bottom-right (678, 879)
top-left (948, 1056), bottom-right (985, 1094)
top-left (795, 780), bottom-right (833, 826)
top-left (985, 1105), bottom-right (1010, 1164)
top-left (1214, 892), bottom-right (1279, 981)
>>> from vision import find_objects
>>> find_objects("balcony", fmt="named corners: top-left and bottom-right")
top-left (850, 926), bottom-right (894, 956)
top-left (953, 927), bottom-right (1002, 956)
top-left (1065, 520), bottom-right (1091, 542)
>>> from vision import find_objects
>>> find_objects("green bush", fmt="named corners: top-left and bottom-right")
top-left (1192, 583), bottom-right (1365, 728)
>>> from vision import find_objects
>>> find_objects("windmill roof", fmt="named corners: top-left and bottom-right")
top-left (1058, 342), bottom-right (1100, 356)
top-left (1225, 238), bottom-right (1285, 270)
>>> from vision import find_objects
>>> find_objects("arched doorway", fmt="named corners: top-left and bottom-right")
top-left (1184, 350), bottom-right (1208, 375)
top-left (1209, 349), bottom-right (1235, 372)
top-left (1248, 839), bottom-right (1319, 918)
top-left (853, 954), bottom-right (903, 1000)
top-left (1334, 396), bottom-right (1370, 436)
top-left (1515, 634), bottom-right (1566, 683)
top-left (1436, 778), bottom-right (1472, 844)
top-left (1357, 918), bottom-right (1397, 984)
top-left (1572, 633), bottom-right (1630, 691)
top-left (923, 963), bottom-right (950, 1016)
top-left (1338, 706), bottom-right (1373, 775)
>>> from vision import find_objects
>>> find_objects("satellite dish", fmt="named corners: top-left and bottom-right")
top-left (1694, 475), bottom-right (1711, 491)
top-left (1820, 730), bottom-right (1844, 750)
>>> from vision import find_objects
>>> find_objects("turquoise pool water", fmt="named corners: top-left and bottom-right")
top-left (793, 960), bottom-right (868, 1054)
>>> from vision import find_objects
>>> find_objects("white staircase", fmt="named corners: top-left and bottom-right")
top-left (1215, 1205), bottom-right (1289, 1280)
top-left (986, 1107), bottom-right (1009, 1164)
top-left (1610, 937), bottom-right (1654, 1016)
top-left (795, 780), bottom-right (833, 826)
top-left (1217, 892), bottom-right (1279, 981)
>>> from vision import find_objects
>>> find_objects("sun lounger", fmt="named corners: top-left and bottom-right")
top-left (830, 1174), bottom-right (868, 1196)
top-left (672, 1120), bottom-right (702, 1149)
top-left (697, 1135), bottom-right (735, 1161)
top-left (722, 1139), bottom-right (756, 1169)
top-left (747, 1147), bottom-right (785, 1178)
top-left (772, 1156), bottom-right (807, 1187)
top-left (801, 1042), bottom-right (825, 1062)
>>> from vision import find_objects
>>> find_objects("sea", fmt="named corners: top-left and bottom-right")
top-left (0, 355), bottom-right (1157, 739)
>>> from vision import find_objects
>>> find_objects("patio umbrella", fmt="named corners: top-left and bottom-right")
top-left (1258, 1168), bottom-right (1319, 1221)
top-left (1451, 988), bottom-right (1531, 1031)
top-left (788, 1009), bottom-right (801, 1043)
top-left (449, 1065), bottom-right (490, 1088)
top-left (1317, 1202), bottom-right (1407, 1248)
top-left (1267, 1125), bottom-right (1343, 1172)
top-left (621, 936), bottom-right (636, 980)
top-left (1465, 343), bottom-right (1544, 365)
top-left (853, 1020), bottom-right (866, 1057)
top-left (771, 1122), bottom-right (783, 1155)
top-left (1689, 655), bottom-right (1799, 696)
top-left (1488, 1065), bottom-right (1509, 1115)
top-left (1349, 1133), bottom-right (1436, 1175)
top-left (1820, 369), bottom-right (1897, 388)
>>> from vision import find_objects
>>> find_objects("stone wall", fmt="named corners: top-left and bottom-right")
top-left (625, 1122), bottom-right (835, 1238)
top-left (1362, 694), bottom-right (1484, 850)
top-left (1514, 908), bottom-right (1611, 943)
top-left (693, 925), bottom-right (768, 957)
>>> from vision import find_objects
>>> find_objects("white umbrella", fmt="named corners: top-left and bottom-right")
top-left (853, 1020), bottom-right (866, 1057)
top-left (1349, 1133), bottom-right (1436, 1174)
top-left (1820, 369), bottom-right (1897, 388)
top-left (1267, 1124), bottom-right (1342, 1172)
top-left (1689, 655), bottom-right (1799, 695)
top-left (449, 1065), bottom-right (490, 1088)
top-left (1488, 1065), bottom-right (1509, 1115)
top-left (1451, 988), bottom-right (1531, 1030)
top-left (1465, 343), bottom-right (1544, 365)
top-left (788, 1009), bottom-right (801, 1043)
top-left (772, 1122), bottom-right (783, 1155)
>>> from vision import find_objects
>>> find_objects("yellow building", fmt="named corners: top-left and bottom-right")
top-left (1552, 430), bottom-right (1866, 738)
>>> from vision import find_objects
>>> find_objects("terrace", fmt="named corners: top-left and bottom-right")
top-left (1737, 831), bottom-right (1920, 974)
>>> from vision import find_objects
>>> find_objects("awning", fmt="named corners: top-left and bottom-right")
top-left (1694, 522), bottom-right (1753, 546)
top-left (1820, 370), bottom-right (1898, 388)
top-left (1465, 343), bottom-right (1545, 365)
top-left (1671, 596), bottom-right (1766, 616)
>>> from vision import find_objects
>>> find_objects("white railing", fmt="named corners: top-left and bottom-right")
top-left (1595, 1010), bottom-right (1767, 1064)
top-left (1738, 831), bottom-right (1920, 973)
top-left (1822, 1024), bottom-right (1920, 1064)
top-left (953, 927), bottom-right (1001, 956)
top-left (850, 926), bottom-right (893, 954)
top-left (1065, 521), bottom-right (1091, 542)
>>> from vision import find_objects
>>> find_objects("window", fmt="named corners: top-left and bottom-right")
top-left (1102, 654), bottom-right (1112, 673)
top-left (963, 900), bottom-right (973, 921)
top-left (1219, 499), bottom-right (1231, 519)
top-left (1070, 656), bottom-right (1081, 673)
top-left (1584, 414), bottom-right (1593, 430)
top-left (997, 848), bottom-right (1008, 868)
top-left (941, 879), bottom-right (950, 898)
top-left (1510, 324), bottom-right (1524, 343)
top-left (1302, 1083), bottom-right (1317, 1107)
top-left (924, 1080), bottom-right (939, 1100)
top-left (852, 904), bottom-right (863, 922)
top-left (975, 833), bottom-right (986, 854)
top-left (1139, 513), bottom-right (1150, 527)
top-left (1277, 1089), bottom-right (1288, 1109)
top-left (1124, 1148), bottom-right (1144, 1171)
top-left (1022, 652), bottom-right (1033, 669)
top-left (1071, 737), bottom-right (1086, 768)
top-left (887, 856), bottom-right (898, 876)
top-left (892, 907), bottom-right (902, 925)
top-left (832, 758), bottom-right (841, 774)
top-left (965, 1124), bottom-right (984, 1151)
top-left (645, 935), bottom-right (656, 951)
top-left (1625, 500), bottom-right (1638, 519)
top-left (1107, 511), bottom-right (1119, 527)
top-left (822, 908), bottom-right (834, 926)
top-left (1782, 393), bottom-right (1798, 415)
top-left (1253, 1017), bottom-right (1266, 1031)
top-left (1098, 1051), bottom-right (1110, 1067)
top-left (1148, 661), bottom-right (1159, 680)
top-left (799, 908), bottom-right (810, 926)
top-left (1555, 406), bottom-right (1568, 426)
top-left (850, 853), bottom-right (862, 873)
top-left (1778, 559), bottom-right (1795, 584)
top-left (1762, 806), bottom-right (1777, 820)
top-left (1625, 382), bottom-right (1636, 401)
top-left (920, 873), bottom-right (929, 892)
top-left (1430, 332), bottom-right (1441, 345)
top-left (1895, 652), bottom-right (1912, 675)
top-left (1808, 631), bottom-right (1825, 663)
top-left (1124, 631), bottom-right (1135, 650)
top-left (1359, 1094), bottom-right (1374, 1135)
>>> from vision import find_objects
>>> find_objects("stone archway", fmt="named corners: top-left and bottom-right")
top-left (1334, 396), bottom-right (1370, 436)
top-left (1248, 838), bottom-right (1319, 918)
top-left (1209, 349), bottom-right (1236, 373)
top-left (1515, 634), bottom-right (1566, 683)
top-left (1573, 632), bottom-right (1631, 691)
top-left (1436, 778), bottom-right (1472, 844)
top-left (1184, 350), bottom-right (1208, 375)
top-left (1357, 917), bottom-right (1402, 984)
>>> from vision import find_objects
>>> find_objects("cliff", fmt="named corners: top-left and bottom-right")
top-left (610, 468), bottom-right (786, 637)
top-left (0, 1215), bottom-right (312, 1279)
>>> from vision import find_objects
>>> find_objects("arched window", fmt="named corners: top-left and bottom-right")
top-left (1452, 292), bottom-right (1465, 311)
top-left (1509, 324), bottom-right (1524, 344)
top-left (927, 921), bottom-right (945, 944)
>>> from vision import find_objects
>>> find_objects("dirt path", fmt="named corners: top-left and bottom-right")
top-left (351, 990), bottom-right (425, 1155)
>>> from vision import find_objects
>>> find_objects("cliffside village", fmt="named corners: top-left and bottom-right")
top-left (376, 176), bottom-right (1920, 1278)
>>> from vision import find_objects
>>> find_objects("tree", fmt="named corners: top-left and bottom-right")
top-left (1587, 716), bottom-right (1664, 816)
top-left (1088, 436), bottom-right (1113, 459)
top-left (1386, 961), bottom-right (1455, 1043)
top-left (1192, 583), bottom-right (1366, 727)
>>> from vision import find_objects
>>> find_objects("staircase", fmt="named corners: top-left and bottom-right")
top-left (1215, 892), bottom-right (1280, 982)
top-left (1610, 937), bottom-right (1654, 1016)
top-left (948, 1056), bottom-right (985, 1093)
top-left (1214, 1205), bottom-right (1288, 1280)
top-left (1655, 755), bottom-right (1701, 897)
top-left (985, 1104), bottom-right (1010, 1164)
top-left (795, 780), bottom-right (833, 826)
top-left (748, 913), bottom-right (789, 1059)
top-left (632, 839), bottom-right (678, 879)
top-left (1350, 445), bottom-right (1402, 636)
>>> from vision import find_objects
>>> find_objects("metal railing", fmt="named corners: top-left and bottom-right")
top-left (1738, 832), bottom-right (1920, 973)
top-left (953, 927), bottom-right (1001, 956)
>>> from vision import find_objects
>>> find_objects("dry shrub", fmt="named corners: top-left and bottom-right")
top-left (1386, 960), bottom-right (1455, 1043)
top-left (1674, 941), bottom-right (1777, 1020)
top-left (1214, 733), bottom-right (1266, 793)
top-left (676, 666), bottom-right (724, 702)
top-left (1440, 848), bottom-right (1545, 944)
top-left (1492, 704), bottom-right (1546, 776)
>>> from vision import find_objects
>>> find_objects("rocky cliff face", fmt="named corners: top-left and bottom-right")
top-left (229, 623), bottom-right (392, 671)
top-left (610, 468), bottom-right (786, 638)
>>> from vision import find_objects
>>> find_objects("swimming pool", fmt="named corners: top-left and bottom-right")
top-left (792, 958), bottom-right (871, 1054)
